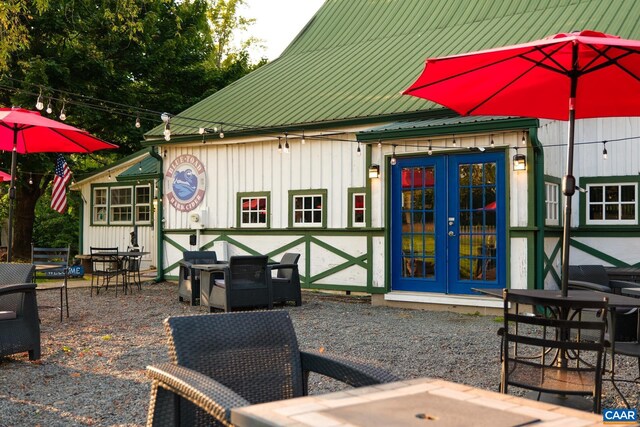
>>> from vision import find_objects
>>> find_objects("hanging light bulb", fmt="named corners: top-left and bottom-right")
top-left (378, 140), bottom-right (382, 148)
top-left (164, 119), bottom-right (171, 141)
top-left (277, 137), bottom-right (283, 153)
top-left (219, 125), bottom-right (224, 139)
top-left (29, 173), bottom-right (33, 185)
top-left (301, 130), bottom-right (306, 145)
top-left (46, 98), bottom-right (53, 114)
top-left (490, 135), bottom-right (495, 148)
top-left (356, 141), bottom-right (362, 156)
top-left (390, 145), bottom-right (397, 166)
top-left (602, 142), bottom-right (608, 160)
top-left (35, 91), bottom-right (44, 110)
top-left (59, 101), bottom-right (67, 121)
top-left (198, 127), bottom-right (205, 134)
top-left (138, 162), bottom-right (142, 172)
top-left (160, 112), bottom-right (170, 123)
top-left (428, 140), bottom-right (433, 156)
top-left (213, 126), bottom-right (218, 133)
top-left (135, 115), bottom-right (141, 128)
top-left (284, 133), bottom-right (290, 154)
top-left (452, 136), bottom-right (456, 146)
top-left (108, 170), bottom-right (112, 179)
top-left (522, 131), bottom-right (527, 145)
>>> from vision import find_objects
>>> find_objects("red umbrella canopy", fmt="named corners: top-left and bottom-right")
top-left (403, 30), bottom-right (640, 120)
top-left (0, 170), bottom-right (10, 181)
top-left (0, 108), bottom-right (118, 153)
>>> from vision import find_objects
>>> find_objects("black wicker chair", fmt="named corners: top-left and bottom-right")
top-left (569, 265), bottom-right (639, 341)
top-left (178, 251), bottom-right (219, 306)
top-left (209, 255), bottom-right (272, 312)
top-left (500, 290), bottom-right (608, 413)
top-left (270, 252), bottom-right (302, 306)
top-left (0, 263), bottom-right (40, 360)
top-left (146, 311), bottom-right (398, 426)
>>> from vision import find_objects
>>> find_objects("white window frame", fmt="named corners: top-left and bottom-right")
top-left (586, 182), bottom-right (637, 225)
top-left (352, 192), bottom-right (366, 227)
top-left (110, 186), bottom-right (133, 224)
top-left (135, 185), bottom-right (152, 224)
top-left (545, 182), bottom-right (560, 226)
top-left (293, 194), bottom-right (324, 228)
top-left (93, 188), bottom-right (108, 224)
top-left (240, 196), bottom-right (268, 228)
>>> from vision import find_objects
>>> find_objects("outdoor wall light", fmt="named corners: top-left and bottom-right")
top-left (368, 164), bottom-right (380, 179)
top-left (513, 153), bottom-right (527, 171)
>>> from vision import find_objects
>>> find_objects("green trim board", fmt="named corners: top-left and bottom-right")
top-left (236, 191), bottom-right (271, 229)
top-left (543, 174), bottom-right (563, 226)
top-left (162, 228), bottom-right (381, 293)
top-left (287, 189), bottom-right (328, 228)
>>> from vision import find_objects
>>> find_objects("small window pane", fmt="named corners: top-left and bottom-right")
top-left (293, 194), bottom-right (324, 227)
top-left (587, 182), bottom-right (637, 225)
top-left (240, 195), bottom-right (268, 227)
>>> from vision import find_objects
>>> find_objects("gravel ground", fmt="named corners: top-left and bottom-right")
top-left (0, 281), bottom-right (637, 426)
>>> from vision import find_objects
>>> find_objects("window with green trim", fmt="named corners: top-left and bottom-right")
top-left (293, 194), bottom-right (324, 227)
top-left (93, 188), bottom-right (107, 224)
top-left (586, 182), bottom-right (637, 225)
top-left (91, 183), bottom-right (151, 225)
top-left (352, 192), bottom-right (366, 227)
top-left (240, 195), bottom-right (268, 227)
top-left (545, 182), bottom-right (560, 226)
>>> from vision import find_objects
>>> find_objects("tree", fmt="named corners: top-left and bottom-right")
top-left (0, 0), bottom-right (263, 259)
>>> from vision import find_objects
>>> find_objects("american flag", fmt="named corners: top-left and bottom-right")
top-left (51, 155), bottom-right (71, 213)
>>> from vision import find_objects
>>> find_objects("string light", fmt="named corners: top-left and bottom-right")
top-left (283, 133), bottom-right (290, 153)
top-left (138, 162), bottom-right (142, 172)
top-left (59, 101), bottom-right (67, 121)
top-left (490, 135), bottom-right (495, 148)
top-left (277, 137), bottom-right (282, 153)
top-left (390, 145), bottom-right (397, 166)
top-left (108, 170), bottom-right (112, 179)
top-left (428, 140), bottom-right (433, 156)
top-left (301, 131), bottom-right (306, 145)
top-left (198, 127), bottom-right (205, 134)
top-left (160, 112), bottom-right (170, 123)
top-left (378, 140), bottom-right (382, 148)
top-left (522, 131), bottom-right (527, 145)
top-left (28, 173), bottom-right (33, 185)
top-left (452, 135), bottom-right (456, 146)
top-left (35, 90), bottom-right (44, 110)
top-left (356, 141), bottom-right (362, 156)
top-left (45, 98), bottom-right (52, 114)
top-left (219, 125), bottom-right (224, 139)
top-left (602, 141), bottom-right (608, 160)
top-left (135, 115), bottom-right (141, 128)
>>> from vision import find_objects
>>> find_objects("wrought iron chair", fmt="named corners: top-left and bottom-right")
top-left (270, 252), bottom-right (302, 306)
top-left (178, 251), bottom-right (218, 306)
top-left (146, 311), bottom-right (398, 426)
top-left (31, 245), bottom-right (70, 321)
top-left (0, 263), bottom-right (40, 360)
top-left (500, 290), bottom-right (609, 413)
top-left (124, 246), bottom-right (144, 292)
top-left (90, 247), bottom-right (126, 296)
top-left (209, 255), bottom-right (272, 312)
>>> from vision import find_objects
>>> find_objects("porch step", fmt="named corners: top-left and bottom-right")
top-left (374, 291), bottom-right (503, 315)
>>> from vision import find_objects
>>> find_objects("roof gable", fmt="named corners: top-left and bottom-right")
top-left (147, 0), bottom-right (640, 139)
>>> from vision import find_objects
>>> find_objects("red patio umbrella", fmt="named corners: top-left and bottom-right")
top-left (0, 171), bottom-right (11, 182)
top-left (0, 108), bottom-right (118, 261)
top-left (403, 30), bottom-right (640, 296)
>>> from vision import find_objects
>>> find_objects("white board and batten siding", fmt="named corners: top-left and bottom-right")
top-left (75, 159), bottom-right (157, 270)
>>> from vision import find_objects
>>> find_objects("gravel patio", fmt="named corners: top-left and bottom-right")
top-left (0, 281), bottom-right (637, 426)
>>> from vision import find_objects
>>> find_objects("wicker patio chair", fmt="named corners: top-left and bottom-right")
top-left (0, 263), bottom-right (40, 360)
top-left (146, 311), bottom-right (398, 426)
top-left (31, 245), bottom-right (70, 321)
top-left (178, 251), bottom-right (219, 306)
top-left (209, 255), bottom-right (272, 312)
top-left (270, 252), bottom-right (302, 306)
top-left (500, 290), bottom-right (608, 413)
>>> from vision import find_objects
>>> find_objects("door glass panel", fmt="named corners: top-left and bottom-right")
top-left (401, 166), bottom-right (436, 279)
top-left (458, 161), bottom-right (497, 281)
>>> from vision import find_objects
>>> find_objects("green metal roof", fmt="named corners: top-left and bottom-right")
top-left (116, 155), bottom-right (160, 182)
top-left (146, 0), bottom-right (640, 140)
top-left (357, 116), bottom-right (539, 141)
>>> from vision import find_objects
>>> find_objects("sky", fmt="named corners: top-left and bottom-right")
top-left (238, 0), bottom-right (326, 61)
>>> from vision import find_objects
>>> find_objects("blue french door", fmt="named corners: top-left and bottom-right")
top-left (391, 152), bottom-right (505, 295)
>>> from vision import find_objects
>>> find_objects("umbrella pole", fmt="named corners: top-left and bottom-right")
top-left (7, 134), bottom-right (17, 263)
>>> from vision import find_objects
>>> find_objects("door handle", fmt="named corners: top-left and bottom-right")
top-left (448, 231), bottom-right (455, 237)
